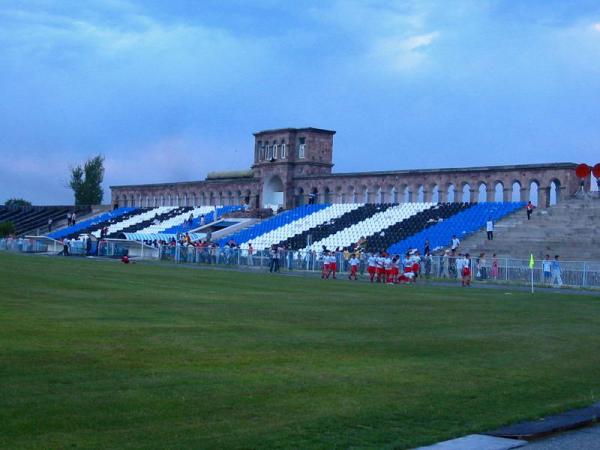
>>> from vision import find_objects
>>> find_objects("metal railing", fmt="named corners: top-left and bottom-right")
top-left (1, 237), bottom-right (599, 289)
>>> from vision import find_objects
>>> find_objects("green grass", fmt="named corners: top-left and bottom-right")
top-left (1, 252), bottom-right (600, 449)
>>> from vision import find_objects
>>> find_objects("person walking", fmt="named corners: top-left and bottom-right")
top-left (526, 201), bottom-right (534, 220)
top-left (486, 218), bottom-right (494, 240)
top-left (542, 255), bottom-right (552, 284)
top-left (550, 255), bottom-right (563, 287)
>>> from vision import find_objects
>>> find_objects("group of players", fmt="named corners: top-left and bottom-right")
top-left (320, 250), bottom-right (427, 284)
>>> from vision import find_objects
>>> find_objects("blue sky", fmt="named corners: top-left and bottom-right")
top-left (1, 0), bottom-right (599, 204)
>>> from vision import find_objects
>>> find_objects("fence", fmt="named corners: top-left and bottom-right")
top-left (155, 245), bottom-right (600, 289)
top-left (1, 237), bottom-right (599, 289)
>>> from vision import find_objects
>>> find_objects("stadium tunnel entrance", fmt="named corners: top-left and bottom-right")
top-left (262, 174), bottom-right (285, 210)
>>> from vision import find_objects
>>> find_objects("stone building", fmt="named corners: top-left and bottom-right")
top-left (111, 127), bottom-right (584, 210)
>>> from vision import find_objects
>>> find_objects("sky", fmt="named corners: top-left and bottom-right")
top-left (1, 0), bottom-right (599, 204)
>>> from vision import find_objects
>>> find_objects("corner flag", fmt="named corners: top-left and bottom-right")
top-left (529, 254), bottom-right (535, 294)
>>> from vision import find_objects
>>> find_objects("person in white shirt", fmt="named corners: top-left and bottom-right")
top-left (376, 253), bottom-right (386, 283)
top-left (367, 254), bottom-right (377, 283)
top-left (542, 254), bottom-right (551, 284)
top-left (486, 218), bottom-right (494, 240)
top-left (348, 255), bottom-right (359, 280)
top-left (451, 235), bottom-right (460, 251)
top-left (383, 256), bottom-right (393, 283)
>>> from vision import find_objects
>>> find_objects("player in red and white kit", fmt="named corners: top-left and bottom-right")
top-left (367, 254), bottom-right (377, 283)
top-left (348, 254), bottom-right (359, 280)
top-left (329, 253), bottom-right (337, 279)
top-left (384, 255), bottom-right (393, 283)
top-left (376, 252), bottom-right (386, 283)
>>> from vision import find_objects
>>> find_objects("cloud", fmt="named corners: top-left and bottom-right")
top-left (368, 31), bottom-right (440, 72)
top-left (594, 22), bottom-right (600, 32)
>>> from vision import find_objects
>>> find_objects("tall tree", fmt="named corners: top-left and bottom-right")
top-left (69, 155), bottom-right (105, 205)
top-left (4, 198), bottom-right (32, 207)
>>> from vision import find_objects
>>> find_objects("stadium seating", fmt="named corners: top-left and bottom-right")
top-left (365, 202), bottom-right (472, 252)
top-left (387, 202), bottom-right (526, 255)
top-left (112, 207), bottom-right (190, 236)
top-left (48, 207), bottom-right (136, 240)
top-left (93, 207), bottom-right (177, 238)
top-left (218, 204), bottom-right (330, 249)
top-left (0, 206), bottom-right (85, 236)
top-left (160, 205), bottom-right (243, 234)
top-left (305, 203), bottom-right (433, 251)
top-left (238, 203), bottom-right (363, 250)
top-left (277, 203), bottom-right (395, 250)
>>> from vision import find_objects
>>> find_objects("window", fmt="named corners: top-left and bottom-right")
top-left (281, 142), bottom-right (286, 159)
top-left (273, 143), bottom-right (278, 159)
top-left (260, 144), bottom-right (265, 160)
top-left (298, 137), bottom-right (306, 159)
top-left (267, 145), bottom-right (273, 160)
top-left (256, 140), bottom-right (262, 160)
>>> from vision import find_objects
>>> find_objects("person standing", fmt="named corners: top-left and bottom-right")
top-left (526, 201), bottom-right (534, 220)
top-left (486, 218), bottom-right (494, 240)
top-left (63, 238), bottom-right (70, 256)
top-left (440, 250), bottom-right (450, 278)
top-left (348, 254), bottom-right (359, 280)
top-left (247, 243), bottom-right (254, 266)
top-left (550, 255), bottom-right (562, 287)
top-left (66, 212), bottom-right (72, 226)
top-left (451, 235), bottom-right (460, 252)
top-left (423, 251), bottom-right (432, 279)
top-left (47, 217), bottom-right (53, 232)
top-left (491, 253), bottom-right (499, 279)
top-left (461, 253), bottom-right (472, 287)
top-left (424, 239), bottom-right (430, 255)
top-left (71, 212), bottom-right (77, 226)
top-left (477, 253), bottom-right (487, 280)
top-left (542, 254), bottom-right (552, 285)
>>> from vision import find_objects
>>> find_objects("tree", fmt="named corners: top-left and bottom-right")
top-left (0, 220), bottom-right (15, 237)
top-left (5, 198), bottom-right (32, 207)
top-left (69, 155), bottom-right (105, 205)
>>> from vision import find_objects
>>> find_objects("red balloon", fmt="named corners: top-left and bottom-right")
top-left (593, 163), bottom-right (600, 178)
top-left (575, 163), bottom-right (591, 179)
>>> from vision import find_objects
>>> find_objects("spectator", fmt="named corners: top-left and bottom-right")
top-left (550, 255), bottom-right (562, 287)
top-left (526, 201), bottom-right (534, 220)
top-left (423, 251), bottom-right (432, 278)
top-left (247, 243), bottom-right (254, 266)
top-left (491, 253), bottom-right (499, 279)
top-left (542, 254), bottom-right (552, 284)
top-left (440, 250), bottom-right (450, 278)
top-left (63, 238), bottom-right (70, 256)
top-left (424, 239), bottom-right (430, 255)
top-left (47, 217), bottom-right (53, 232)
top-left (486, 218), bottom-right (494, 240)
top-left (71, 212), bottom-right (77, 226)
top-left (461, 253), bottom-right (472, 287)
top-left (451, 235), bottom-right (460, 252)
top-left (477, 253), bottom-right (487, 280)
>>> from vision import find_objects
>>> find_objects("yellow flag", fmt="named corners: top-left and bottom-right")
top-left (529, 254), bottom-right (535, 269)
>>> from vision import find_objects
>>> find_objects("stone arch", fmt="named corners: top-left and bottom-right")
top-left (323, 186), bottom-right (332, 204)
top-left (360, 185), bottom-right (369, 203)
top-left (335, 186), bottom-right (344, 203)
top-left (429, 183), bottom-right (439, 203)
top-left (416, 185), bottom-right (425, 203)
top-left (511, 180), bottom-right (522, 202)
top-left (477, 182), bottom-right (488, 203)
top-left (391, 185), bottom-right (399, 203)
top-left (494, 181), bottom-right (504, 202)
top-left (446, 183), bottom-right (456, 203)
top-left (346, 185), bottom-right (356, 203)
top-left (550, 179), bottom-right (561, 205)
top-left (376, 186), bottom-right (385, 203)
top-left (263, 175), bottom-right (285, 208)
top-left (528, 180), bottom-right (540, 206)
top-left (209, 192), bottom-right (216, 206)
top-left (309, 187), bottom-right (319, 204)
top-left (461, 182), bottom-right (472, 203)
top-left (403, 184), bottom-right (412, 203)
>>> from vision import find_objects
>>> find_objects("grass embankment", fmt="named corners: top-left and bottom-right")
top-left (1, 252), bottom-right (599, 449)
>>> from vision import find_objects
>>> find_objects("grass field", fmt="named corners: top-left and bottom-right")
top-left (1, 252), bottom-right (600, 449)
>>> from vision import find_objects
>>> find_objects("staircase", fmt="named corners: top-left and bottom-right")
top-left (460, 198), bottom-right (600, 261)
